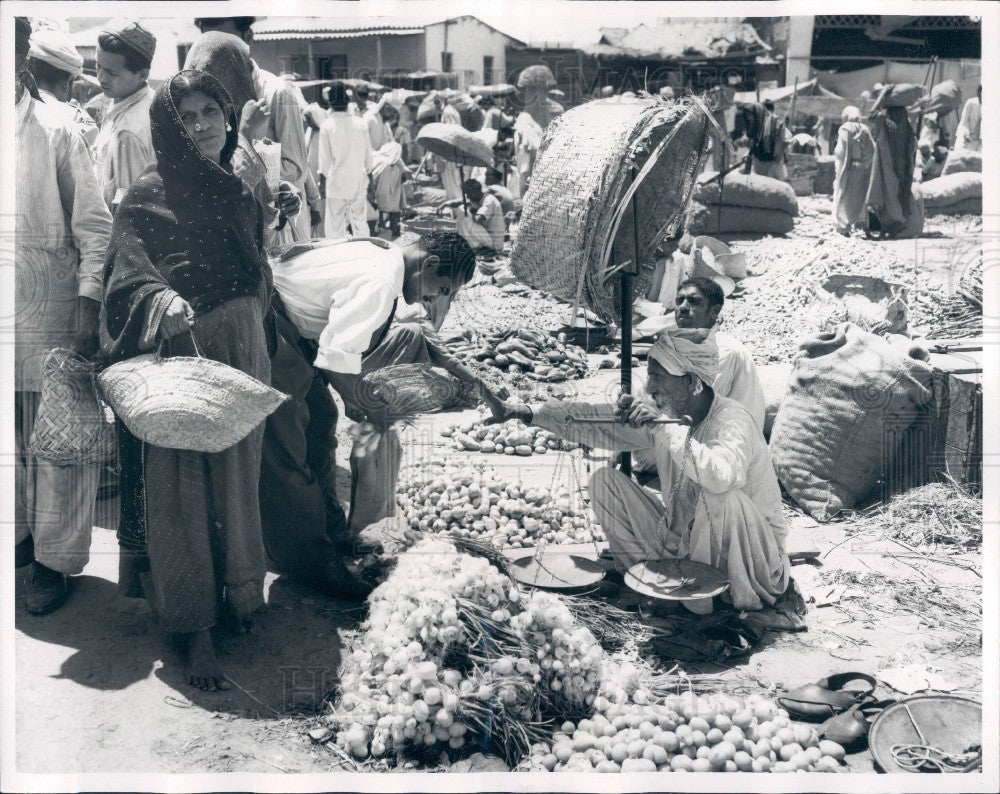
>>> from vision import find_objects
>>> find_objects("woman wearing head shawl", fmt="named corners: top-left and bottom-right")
top-left (482, 326), bottom-right (789, 613)
top-left (102, 70), bottom-right (272, 691)
top-left (865, 84), bottom-right (917, 238)
top-left (832, 105), bottom-right (876, 236)
top-left (183, 32), bottom-right (302, 250)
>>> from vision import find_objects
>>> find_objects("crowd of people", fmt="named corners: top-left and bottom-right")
top-left (13, 15), bottom-right (514, 691)
top-left (14, 14), bottom-right (972, 696)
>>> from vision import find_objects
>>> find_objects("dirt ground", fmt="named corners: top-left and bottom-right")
top-left (13, 195), bottom-right (983, 776)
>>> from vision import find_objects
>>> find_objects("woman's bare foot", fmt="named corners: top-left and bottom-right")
top-left (183, 629), bottom-right (231, 691)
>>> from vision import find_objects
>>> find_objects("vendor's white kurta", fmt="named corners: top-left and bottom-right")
top-left (633, 330), bottom-right (766, 472)
top-left (534, 397), bottom-right (789, 611)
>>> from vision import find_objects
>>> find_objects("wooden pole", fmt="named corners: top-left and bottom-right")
top-left (619, 167), bottom-right (641, 478)
top-left (459, 164), bottom-right (467, 215)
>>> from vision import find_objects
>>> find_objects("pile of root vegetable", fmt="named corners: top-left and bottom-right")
top-left (323, 539), bottom-right (848, 772)
top-left (444, 327), bottom-right (588, 382)
top-left (324, 538), bottom-right (612, 765)
top-left (723, 236), bottom-right (963, 364)
top-left (443, 416), bottom-right (581, 457)
top-left (397, 462), bottom-right (604, 549)
top-left (518, 691), bottom-right (847, 773)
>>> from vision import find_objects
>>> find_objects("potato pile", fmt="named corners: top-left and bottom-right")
top-left (443, 418), bottom-right (580, 456)
top-left (397, 463), bottom-right (604, 549)
top-left (522, 691), bottom-right (847, 773)
top-left (450, 328), bottom-right (588, 382)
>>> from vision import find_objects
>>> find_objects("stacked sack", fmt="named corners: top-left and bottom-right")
top-left (769, 324), bottom-right (933, 522)
top-left (921, 172), bottom-right (982, 217)
top-left (784, 153), bottom-right (819, 196)
top-left (942, 150), bottom-right (981, 176)
top-left (687, 172), bottom-right (798, 236)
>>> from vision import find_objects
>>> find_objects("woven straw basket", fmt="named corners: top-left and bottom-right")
top-left (416, 123), bottom-right (494, 168)
top-left (510, 97), bottom-right (711, 320)
top-left (98, 350), bottom-right (288, 453)
top-left (354, 364), bottom-right (479, 423)
top-left (29, 348), bottom-right (117, 466)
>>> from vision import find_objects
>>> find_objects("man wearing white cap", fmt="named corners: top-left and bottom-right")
top-left (94, 19), bottom-right (157, 210)
top-left (27, 26), bottom-right (98, 147)
top-left (484, 326), bottom-right (789, 613)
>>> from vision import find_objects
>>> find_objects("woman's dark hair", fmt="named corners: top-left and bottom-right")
top-left (484, 168), bottom-right (503, 184)
top-left (419, 231), bottom-right (477, 285)
top-left (28, 58), bottom-right (75, 89)
top-left (677, 276), bottom-right (725, 309)
top-left (97, 32), bottom-right (152, 71)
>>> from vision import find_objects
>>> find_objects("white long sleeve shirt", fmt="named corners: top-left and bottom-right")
top-left (318, 111), bottom-right (373, 200)
top-left (270, 240), bottom-right (404, 374)
top-left (15, 90), bottom-right (113, 390)
top-left (92, 85), bottom-right (155, 209)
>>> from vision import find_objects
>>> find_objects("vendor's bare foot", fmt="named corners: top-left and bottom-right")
top-left (183, 629), bottom-right (231, 691)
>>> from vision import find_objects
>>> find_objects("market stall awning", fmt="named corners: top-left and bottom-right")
top-left (584, 19), bottom-right (771, 60)
top-left (734, 79), bottom-right (819, 104)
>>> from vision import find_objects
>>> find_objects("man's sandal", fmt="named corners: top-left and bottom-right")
top-left (776, 672), bottom-right (878, 722)
top-left (820, 698), bottom-right (897, 752)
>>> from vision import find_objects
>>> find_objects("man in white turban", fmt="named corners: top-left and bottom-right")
top-left (484, 325), bottom-right (789, 613)
top-left (27, 26), bottom-right (99, 147)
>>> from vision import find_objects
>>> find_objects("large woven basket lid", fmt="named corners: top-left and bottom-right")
top-left (625, 558), bottom-right (729, 601)
top-left (516, 64), bottom-right (556, 89)
top-left (417, 122), bottom-right (494, 167)
top-left (468, 83), bottom-right (516, 97)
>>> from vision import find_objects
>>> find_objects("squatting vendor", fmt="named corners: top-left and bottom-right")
top-left (485, 325), bottom-right (789, 613)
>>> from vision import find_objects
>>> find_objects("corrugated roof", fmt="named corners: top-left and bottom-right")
top-left (585, 19), bottom-right (771, 60)
top-left (251, 16), bottom-right (423, 38)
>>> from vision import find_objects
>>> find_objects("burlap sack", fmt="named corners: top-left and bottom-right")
top-left (693, 171), bottom-right (799, 216)
top-left (921, 172), bottom-right (982, 208)
top-left (925, 196), bottom-right (982, 217)
top-left (942, 150), bottom-right (981, 175)
top-left (769, 324), bottom-right (933, 521)
top-left (686, 202), bottom-right (795, 236)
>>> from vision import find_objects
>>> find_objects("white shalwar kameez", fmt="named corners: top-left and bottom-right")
top-left (533, 397), bottom-right (789, 611)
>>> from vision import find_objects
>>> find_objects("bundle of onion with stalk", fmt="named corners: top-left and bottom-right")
top-left (323, 538), bottom-right (615, 766)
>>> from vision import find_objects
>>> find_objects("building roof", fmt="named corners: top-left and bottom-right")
top-left (252, 16), bottom-right (424, 41)
top-left (585, 19), bottom-right (771, 60)
top-left (423, 15), bottom-right (526, 46)
top-left (250, 14), bottom-right (524, 44)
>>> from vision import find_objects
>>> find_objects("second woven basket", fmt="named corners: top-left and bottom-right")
top-left (510, 96), bottom-right (711, 321)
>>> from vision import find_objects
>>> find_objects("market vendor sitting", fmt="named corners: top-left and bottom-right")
top-left (484, 326), bottom-right (789, 613)
top-left (455, 178), bottom-right (506, 254)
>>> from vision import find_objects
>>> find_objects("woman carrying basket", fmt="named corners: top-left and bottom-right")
top-left (102, 70), bottom-right (272, 691)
